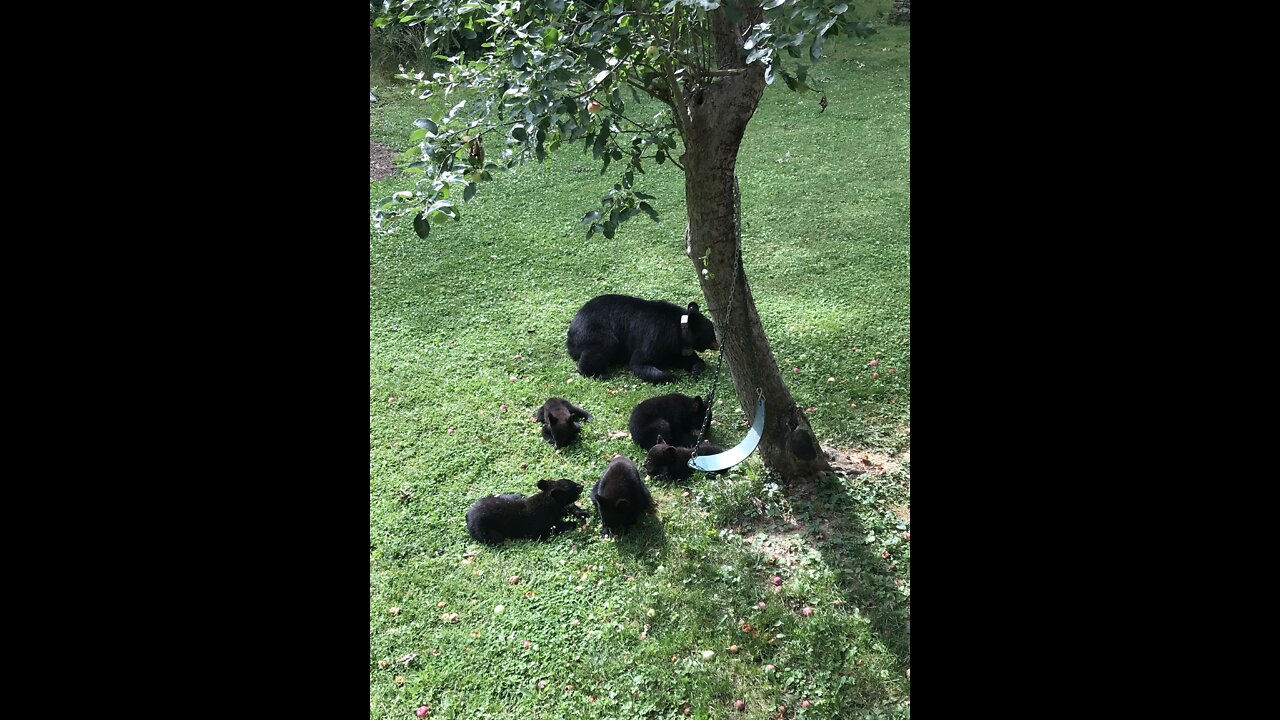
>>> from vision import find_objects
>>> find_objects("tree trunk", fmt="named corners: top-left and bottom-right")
top-left (678, 6), bottom-right (830, 483)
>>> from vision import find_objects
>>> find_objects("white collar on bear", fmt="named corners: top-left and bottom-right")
top-left (680, 314), bottom-right (694, 356)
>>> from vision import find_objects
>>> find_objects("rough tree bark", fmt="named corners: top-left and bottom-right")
top-left (673, 4), bottom-right (830, 483)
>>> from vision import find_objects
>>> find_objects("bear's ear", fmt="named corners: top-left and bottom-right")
top-left (688, 302), bottom-right (699, 314)
top-left (655, 435), bottom-right (666, 446)
top-left (537, 479), bottom-right (551, 492)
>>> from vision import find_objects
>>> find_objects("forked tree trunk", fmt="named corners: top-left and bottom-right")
top-left (679, 5), bottom-right (830, 483)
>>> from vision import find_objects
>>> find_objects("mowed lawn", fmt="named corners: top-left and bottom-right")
top-left (370, 24), bottom-right (909, 720)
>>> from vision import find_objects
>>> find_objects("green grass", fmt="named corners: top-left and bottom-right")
top-left (371, 26), bottom-right (909, 720)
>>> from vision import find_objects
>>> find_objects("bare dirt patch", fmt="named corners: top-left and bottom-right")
top-left (371, 140), bottom-right (399, 181)
top-left (823, 445), bottom-right (909, 479)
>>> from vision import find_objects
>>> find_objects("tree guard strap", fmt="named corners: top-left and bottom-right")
top-left (689, 394), bottom-right (765, 472)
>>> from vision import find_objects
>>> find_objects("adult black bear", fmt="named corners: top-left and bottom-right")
top-left (465, 479), bottom-right (590, 544)
top-left (567, 294), bottom-right (718, 383)
top-left (629, 393), bottom-right (709, 450)
top-left (535, 397), bottom-right (592, 448)
top-left (590, 456), bottom-right (655, 539)
top-left (643, 438), bottom-right (725, 482)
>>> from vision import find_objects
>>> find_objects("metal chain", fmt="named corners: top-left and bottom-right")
top-left (691, 176), bottom-right (745, 458)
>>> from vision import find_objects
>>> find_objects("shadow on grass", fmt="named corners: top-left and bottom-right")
top-left (786, 471), bottom-right (910, 671)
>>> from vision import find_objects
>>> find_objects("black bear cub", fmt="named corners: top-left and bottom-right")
top-left (591, 456), bottom-right (655, 539)
top-left (466, 479), bottom-right (590, 544)
top-left (629, 393), bottom-right (709, 450)
top-left (536, 397), bottom-right (592, 448)
top-left (644, 437), bottom-right (725, 482)
top-left (567, 294), bottom-right (718, 383)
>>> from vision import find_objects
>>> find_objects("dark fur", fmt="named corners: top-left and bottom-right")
top-left (590, 456), bottom-right (655, 538)
top-left (535, 397), bottom-right (592, 448)
top-left (465, 479), bottom-right (590, 544)
top-left (629, 393), bottom-right (709, 450)
top-left (567, 294), bottom-right (718, 384)
top-left (644, 438), bottom-right (725, 482)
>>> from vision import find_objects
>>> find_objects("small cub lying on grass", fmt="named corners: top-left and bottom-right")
top-left (465, 479), bottom-right (590, 544)
top-left (643, 437), bottom-right (724, 482)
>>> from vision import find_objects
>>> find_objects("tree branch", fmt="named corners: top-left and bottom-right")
top-left (662, 4), bottom-right (691, 139)
top-left (575, 52), bottom-right (638, 100)
top-left (674, 50), bottom-right (746, 78)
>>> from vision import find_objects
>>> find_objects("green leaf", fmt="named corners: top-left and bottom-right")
top-left (512, 47), bottom-right (526, 68)
top-left (512, 125), bottom-right (528, 142)
top-left (832, 3), bottom-right (849, 14)
top-left (409, 128), bottom-right (427, 143)
top-left (639, 202), bottom-right (659, 222)
top-left (810, 33), bottom-right (825, 62)
top-left (634, 191), bottom-right (656, 200)
top-left (413, 212), bottom-right (430, 239)
top-left (463, 182), bottom-right (476, 202)
top-left (579, 209), bottom-right (602, 227)
top-left (586, 49), bottom-right (607, 70)
top-left (763, 0), bottom-right (786, 9)
top-left (414, 118), bottom-right (439, 134)
top-left (550, 0), bottom-right (565, 13)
